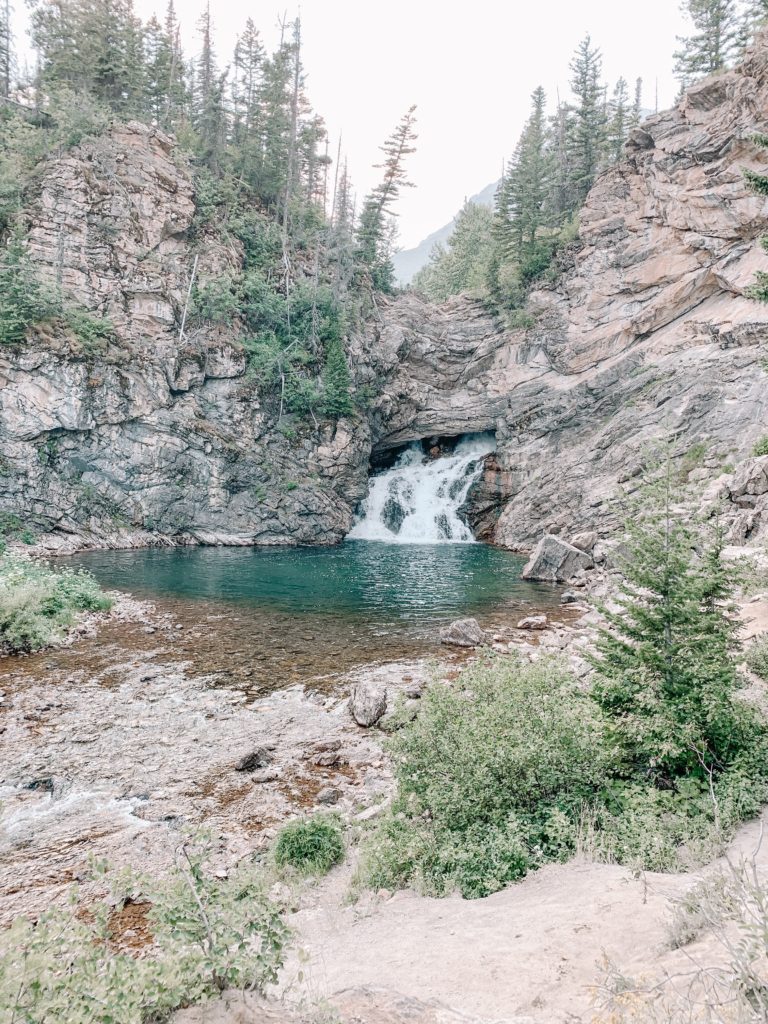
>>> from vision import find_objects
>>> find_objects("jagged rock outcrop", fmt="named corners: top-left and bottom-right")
top-left (2, 42), bottom-right (768, 553)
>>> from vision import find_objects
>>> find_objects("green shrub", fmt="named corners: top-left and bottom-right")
top-left (63, 307), bottom-right (115, 352)
top-left (274, 816), bottom-right (345, 876)
top-left (0, 834), bottom-right (288, 1022)
top-left (0, 551), bottom-right (113, 653)
top-left (192, 273), bottom-right (242, 324)
top-left (752, 435), bottom-right (768, 457)
top-left (746, 635), bottom-right (768, 680)
top-left (361, 655), bottom-right (613, 898)
top-left (0, 228), bottom-right (59, 345)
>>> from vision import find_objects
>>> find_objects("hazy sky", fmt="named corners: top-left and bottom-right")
top-left (14, 0), bottom-right (689, 248)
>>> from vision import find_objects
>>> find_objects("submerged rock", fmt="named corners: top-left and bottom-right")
top-left (517, 615), bottom-right (548, 630)
top-left (522, 535), bottom-right (593, 583)
top-left (439, 617), bottom-right (487, 648)
top-left (350, 681), bottom-right (388, 727)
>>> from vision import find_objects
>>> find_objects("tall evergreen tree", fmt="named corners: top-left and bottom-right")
top-left (591, 464), bottom-right (747, 781)
top-left (192, 4), bottom-right (226, 169)
top-left (606, 77), bottom-right (631, 162)
top-left (568, 35), bottom-right (607, 206)
top-left (356, 105), bottom-right (417, 290)
top-left (321, 336), bottom-right (353, 417)
top-left (413, 201), bottom-right (494, 302)
top-left (0, 0), bottom-right (12, 99)
top-left (674, 0), bottom-right (740, 89)
top-left (505, 86), bottom-right (552, 263)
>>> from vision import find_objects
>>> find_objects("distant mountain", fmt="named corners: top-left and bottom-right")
top-left (393, 180), bottom-right (499, 286)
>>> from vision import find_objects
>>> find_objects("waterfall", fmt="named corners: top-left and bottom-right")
top-left (347, 433), bottom-right (495, 544)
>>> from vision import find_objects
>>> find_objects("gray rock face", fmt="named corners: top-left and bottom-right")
top-left (350, 682), bottom-right (388, 728)
top-left (522, 535), bottom-right (593, 583)
top-left (4, 46), bottom-right (768, 553)
top-left (439, 617), bottom-right (487, 648)
top-left (730, 457), bottom-right (768, 506)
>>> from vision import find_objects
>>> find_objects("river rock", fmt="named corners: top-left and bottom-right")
top-left (234, 747), bottom-right (273, 772)
top-left (570, 531), bottom-right (598, 553)
top-left (316, 786), bottom-right (341, 805)
top-left (439, 617), bottom-right (487, 647)
top-left (517, 615), bottom-right (548, 630)
top-left (522, 535), bottom-right (593, 583)
top-left (350, 681), bottom-right (388, 728)
top-left (560, 590), bottom-right (580, 604)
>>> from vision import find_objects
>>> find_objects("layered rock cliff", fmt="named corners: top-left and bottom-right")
top-left (1, 43), bottom-right (768, 552)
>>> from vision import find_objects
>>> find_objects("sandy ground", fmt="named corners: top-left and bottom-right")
top-left (175, 811), bottom-right (768, 1024)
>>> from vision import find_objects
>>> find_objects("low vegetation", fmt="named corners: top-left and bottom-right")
top-left (361, 476), bottom-right (768, 898)
top-left (746, 635), bottom-right (768, 680)
top-left (0, 835), bottom-right (289, 1023)
top-left (0, 549), bottom-right (113, 654)
top-left (598, 856), bottom-right (768, 1023)
top-left (274, 815), bottom-right (345, 876)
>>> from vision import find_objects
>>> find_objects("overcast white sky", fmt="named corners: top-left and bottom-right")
top-left (14, 0), bottom-right (689, 248)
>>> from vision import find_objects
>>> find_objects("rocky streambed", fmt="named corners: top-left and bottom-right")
top-left (0, 584), bottom-right (587, 927)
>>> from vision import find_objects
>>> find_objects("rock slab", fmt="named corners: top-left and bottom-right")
top-left (522, 535), bottom-right (593, 583)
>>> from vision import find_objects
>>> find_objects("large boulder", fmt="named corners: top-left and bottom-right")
top-left (729, 456), bottom-right (768, 508)
top-left (439, 617), bottom-right (487, 648)
top-left (522, 534), bottom-right (593, 583)
top-left (350, 681), bottom-right (388, 728)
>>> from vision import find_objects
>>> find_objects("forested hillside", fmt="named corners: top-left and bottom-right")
top-left (414, 0), bottom-right (768, 312)
top-left (0, 1), bottom-right (417, 419)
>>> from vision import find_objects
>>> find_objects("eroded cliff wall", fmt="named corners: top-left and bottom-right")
top-left (2, 43), bottom-right (768, 552)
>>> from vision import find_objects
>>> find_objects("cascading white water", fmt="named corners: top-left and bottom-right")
top-left (347, 433), bottom-right (495, 544)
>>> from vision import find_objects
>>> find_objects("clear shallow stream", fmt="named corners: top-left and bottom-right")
top-left (58, 542), bottom-right (564, 692)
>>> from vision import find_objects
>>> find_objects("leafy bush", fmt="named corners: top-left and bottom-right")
top-left (0, 835), bottom-right (288, 1023)
top-left (746, 635), bottom-right (768, 680)
top-left (361, 656), bottom-right (613, 898)
top-left (752, 435), bottom-right (768, 457)
top-left (0, 550), bottom-right (113, 653)
top-left (274, 815), bottom-right (345, 876)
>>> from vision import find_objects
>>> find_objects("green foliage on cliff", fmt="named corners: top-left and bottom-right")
top-left (0, 228), bottom-right (58, 345)
top-left (0, 550), bottom-right (113, 653)
top-left (0, 834), bottom-right (288, 1023)
top-left (0, 3), bottom-right (418, 421)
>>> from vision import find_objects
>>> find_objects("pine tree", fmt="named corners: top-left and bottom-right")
top-left (356, 105), bottom-right (417, 290)
top-left (0, 228), bottom-right (57, 346)
top-left (739, 0), bottom-right (768, 47)
top-left (568, 35), bottom-right (607, 205)
top-left (606, 77), bottom-right (631, 162)
top-left (321, 337), bottom-right (353, 417)
top-left (674, 0), bottom-right (740, 90)
top-left (506, 86), bottom-right (552, 265)
top-left (0, 0), bottom-right (13, 99)
top-left (231, 19), bottom-right (264, 147)
top-left (413, 201), bottom-right (494, 302)
top-left (631, 77), bottom-right (643, 128)
top-left (192, 4), bottom-right (226, 170)
top-left (591, 463), bottom-right (747, 781)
